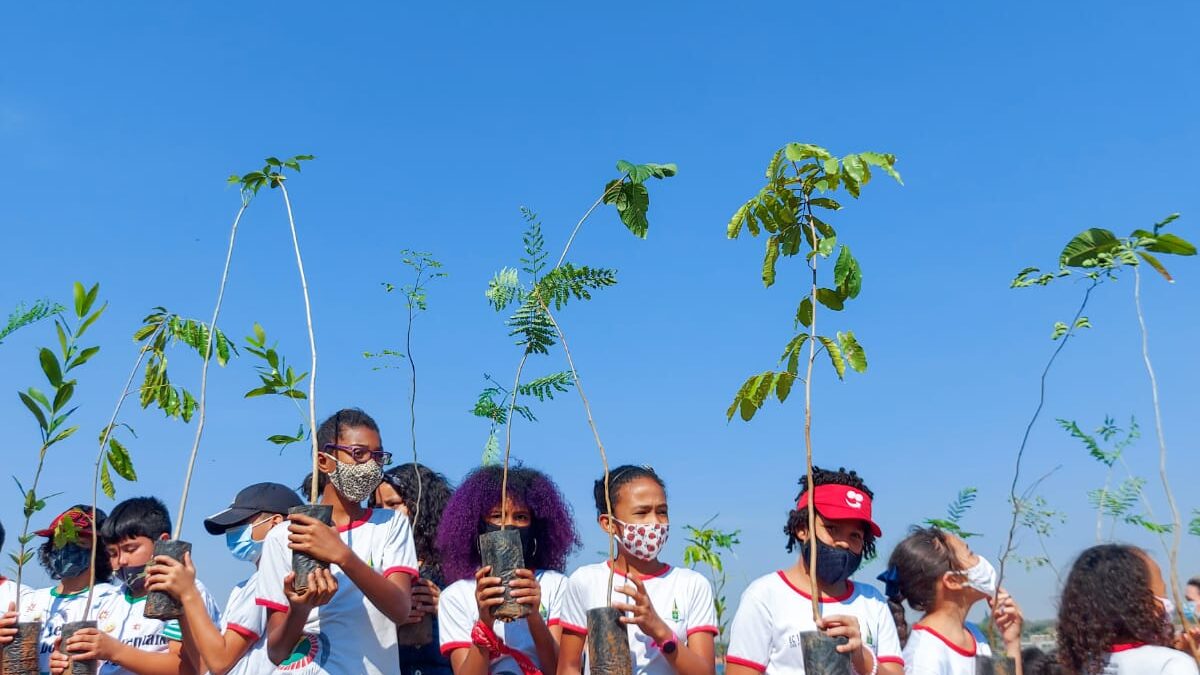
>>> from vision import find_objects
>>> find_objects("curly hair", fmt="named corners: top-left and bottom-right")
top-left (37, 505), bottom-right (113, 583)
top-left (1057, 544), bottom-right (1173, 675)
top-left (783, 466), bottom-right (877, 559)
top-left (436, 465), bottom-right (581, 582)
top-left (884, 526), bottom-right (959, 645)
top-left (372, 463), bottom-right (454, 580)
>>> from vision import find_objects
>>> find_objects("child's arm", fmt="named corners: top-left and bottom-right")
top-left (511, 569), bottom-right (561, 674)
top-left (445, 566), bottom-right (507, 675)
top-left (0, 601), bottom-right (16, 647)
top-left (61, 627), bottom-right (191, 675)
top-left (555, 632), bottom-right (585, 675)
top-left (146, 553), bottom-right (254, 675)
top-left (612, 573), bottom-right (715, 675)
top-left (286, 512), bottom-right (413, 624)
top-left (991, 590), bottom-right (1024, 675)
top-left (263, 569), bottom-right (338, 665)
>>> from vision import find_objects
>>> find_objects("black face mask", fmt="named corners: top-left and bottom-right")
top-left (48, 544), bottom-right (91, 580)
top-left (116, 564), bottom-right (148, 594)
top-left (483, 523), bottom-right (537, 566)
top-left (800, 537), bottom-right (863, 586)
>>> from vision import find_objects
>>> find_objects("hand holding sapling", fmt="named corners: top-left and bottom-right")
top-left (283, 570), bottom-right (338, 612)
top-left (145, 551), bottom-right (198, 602)
top-left (286, 513), bottom-right (351, 566)
top-left (474, 565), bottom-right (506, 623)
top-left (507, 568), bottom-right (544, 612)
top-left (612, 573), bottom-right (672, 645)
top-left (0, 603), bottom-right (15, 646)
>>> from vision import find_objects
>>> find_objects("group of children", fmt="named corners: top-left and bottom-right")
top-left (0, 407), bottom-right (1195, 675)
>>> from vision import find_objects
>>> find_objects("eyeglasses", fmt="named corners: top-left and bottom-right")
top-left (322, 444), bottom-right (393, 465)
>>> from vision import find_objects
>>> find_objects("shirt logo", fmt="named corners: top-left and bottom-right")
top-left (671, 601), bottom-right (680, 622)
top-left (845, 490), bottom-right (865, 509)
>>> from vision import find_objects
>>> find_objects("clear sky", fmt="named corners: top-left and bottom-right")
top-left (2, 2), bottom-right (1198, 622)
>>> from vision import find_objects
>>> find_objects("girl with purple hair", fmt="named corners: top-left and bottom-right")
top-left (435, 465), bottom-right (581, 675)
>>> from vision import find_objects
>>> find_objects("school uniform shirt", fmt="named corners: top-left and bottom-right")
top-left (255, 508), bottom-right (419, 675)
top-left (19, 582), bottom-right (120, 675)
top-left (438, 569), bottom-right (568, 674)
top-left (94, 581), bottom-right (222, 675)
top-left (725, 572), bottom-right (903, 674)
top-left (1103, 644), bottom-right (1200, 675)
top-left (558, 562), bottom-right (718, 675)
top-left (902, 624), bottom-right (990, 675)
top-left (0, 576), bottom-right (34, 613)
top-left (220, 572), bottom-right (274, 675)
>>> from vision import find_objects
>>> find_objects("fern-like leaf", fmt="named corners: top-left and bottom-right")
top-left (506, 297), bottom-right (556, 355)
top-left (0, 299), bottom-right (64, 345)
top-left (534, 264), bottom-right (618, 310)
top-left (517, 372), bottom-right (574, 401)
top-left (519, 208), bottom-right (548, 279)
top-left (486, 268), bottom-right (522, 311)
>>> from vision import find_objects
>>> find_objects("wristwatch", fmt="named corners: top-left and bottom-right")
top-left (656, 637), bottom-right (678, 655)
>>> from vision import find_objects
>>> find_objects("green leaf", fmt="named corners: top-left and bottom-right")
top-left (605, 181), bottom-right (652, 238)
top-left (107, 438), bottom-right (137, 481)
top-left (815, 288), bottom-right (844, 311)
top-left (616, 160), bottom-right (677, 183)
top-left (784, 143), bottom-right (833, 162)
top-left (77, 304), bottom-right (106, 338)
top-left (779, 333), bottom-right (810, 375)
top-left (1051, 322), bottom-right (1068, 340)
top-left (100, 461), bottom-right (115, 499)
top-left (1137, 251), bottom-right (1173, 282)
top-left (18, 392), bottom-right (48, 431)
top-left (795, 298), bottom-right (813, 329)
top-left (26, 387), bottom-right (50, 409)
top-left (52, 381), bottom-right (74, 413)
top-left (1074, 316), bottom-right (1092, 330)
top-left (486, 267), bottom-right (522, 311)
top-left (833, 245), bottom-right (862, 299)
top-left (858, 152), bottom-right (903, 184)
top-left (68, 345), bottom-right (101, 371)
top-left (809, 197), bottom-right (842, 211)
top-left (775, 371), bottom-right (796, 402)
top-left (838, 331), bottom-right (867, 373)
top-left (1143, 233), bottom-right (1196, 257)
top-left (842, 154), bottom-right (867, 184)
top-left (822, 158), bottom-right (840, 176)
top-left (762, 236), bottom-right (780, 287)
top-left (49, 426), bottom-right (78, 445)
top-left (1060, 228), bottom-right (1121, 268)
top-left (816, 336), bottom-right (846, 379)
top-left (72, 282), bottom-right (87, 318)
top-left (40, 348), bottom-right (63, 387)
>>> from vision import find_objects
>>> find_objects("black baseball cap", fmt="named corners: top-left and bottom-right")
top-left (203, 482), bottom-right (303, 535)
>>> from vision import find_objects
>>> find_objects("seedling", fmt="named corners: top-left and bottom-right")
top-left (682, 517), bottom-right (740, 656)
top-left (726, 143), bottom-right (900, 632)
top-left (244, 322), bottom-right (310, 451)
top-left (924, 488), bottom-right (981, 539)
top-left (6, 282), bottom-right (105, 675)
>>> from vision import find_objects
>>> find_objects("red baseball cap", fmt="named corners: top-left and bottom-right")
top-left (35, 508), bottom-right (96, 539)
top-left (797, 484), bottom-right (883, 537)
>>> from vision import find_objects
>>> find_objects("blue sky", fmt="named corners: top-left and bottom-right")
top-left (2, 2), bottom-right (1199, 622)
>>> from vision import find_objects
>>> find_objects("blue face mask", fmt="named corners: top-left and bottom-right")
top-left (225, 520), bottom-right (267, 564)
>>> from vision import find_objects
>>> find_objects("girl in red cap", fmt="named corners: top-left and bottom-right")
top-left (726, 467), bottom-right (903, 675)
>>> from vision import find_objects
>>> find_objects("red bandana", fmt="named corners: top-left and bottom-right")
top-left (471, 620), bottom-right (542, 675)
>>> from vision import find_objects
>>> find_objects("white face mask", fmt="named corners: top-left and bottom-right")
top-left (960, 556), bottom-right (998, 596)
top-left (1157, 596), bottom-right (1176, 624)
top-left (613, 519), bottom-right (669, 562)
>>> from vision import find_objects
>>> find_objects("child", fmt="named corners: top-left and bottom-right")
top-left (558, 465), bottom-right (717, 675)
top-left (144, 482), bottom-right (335, 675)
top-left (880, 527), bottom-right (1023, 675)
top-left (56, 496), bottom-right (221, 675)
top-left (434, 465), bottom-right (580, 675)
top-left (1057, 544), bottom-right (1198, 675)
top-left (725, 467), bottom-right (902, 675)
top-left (22, 505), bottom-right (119, 675)
top-left (0, 519), bottom-right (32, 653)
top-left (255, 408), bottom-right (418, 675)
top-left (372, 463), bottom-right (455, 675)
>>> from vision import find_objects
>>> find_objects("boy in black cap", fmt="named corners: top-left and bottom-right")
top-left (140, 482), bottom-right (337, 675)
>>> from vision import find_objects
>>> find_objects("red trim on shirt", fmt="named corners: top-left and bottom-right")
top-left (687, 625), bottom-right (719, 636)
top-left (255, 598), bottom-right (289, 613)
top-left (559, 620), bottom-right (588, 635)
top-left (1108, 643), bottom-right (1147, 653)
top-left (440, 641), bottom-right (473, 656)
top-left (226, 623), bottom-right (260, 641)
top-left (775, 571), bottom-right (855, 603)
top-left (607, 559), bottom-right (671, 579)
top-left (878, 656), bottom-right (906, 665)
top-left (384, 566), bottom-right (418, 579)
top-left (338, 508), bottom-right (374, 532)
top-left (547, 618), bottom-right (561, 627)
top-left (725, 655), bottom-right (767, 672)
top-left (912, 624), bottom-right (976, 657)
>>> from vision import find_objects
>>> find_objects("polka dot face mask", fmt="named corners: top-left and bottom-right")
top-left (613, 519), bottom-right (669, 562)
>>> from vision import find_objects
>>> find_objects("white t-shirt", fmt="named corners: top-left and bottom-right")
top-left (559, 561), bottom-right (718, 675)
top-left (725, 571), bottom-right (903, 674)
top-left (902, 624), bottom-right (990, 675)
top-left (0, 577), bottom-right (34, 613)
top-left (1104, 644), bottom-right (1200, 675)
top-left (94, 581), bottom-right (222, 675)
top-left (255, 508), bottom-right (419, 675)
top-left (20, 583), bottom-right (120, 675)
top-left (220, 573), bottom-right (273, 675)
top-left (438, 569), bottom-right (568, 674)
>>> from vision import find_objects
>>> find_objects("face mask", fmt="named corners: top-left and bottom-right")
top-left (800, 537), bottom-right (863, 585)
top-left (48, 545), bottom-right (91, 580)
top-left (960, 556), bottom-right (999, 596)
top-left (1184, 602), bottom-right (1197, 623)
top-left (613, 519), bottom-right (669, 562)
top-left (483, 523), bottom-right (537, 564)
top-left (116, 564), bottom-right (147, 594)
top-left (225, 523), bottom-right (265, 564)
top-left (328, 458), bottom-right (383, 503)
top-left (1157, 596), bottom-right (1176, 624)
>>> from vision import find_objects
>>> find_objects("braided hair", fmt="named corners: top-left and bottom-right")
top-left (783, 466), bottom-right (877, 559)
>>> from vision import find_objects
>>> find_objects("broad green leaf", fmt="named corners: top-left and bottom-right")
top-left (858, 151), bottom-right (903, 184)
top-left (834, 245), bottom-right (862, 299)
top-left (133, 324), bottom-right (158, 342)
top-left (604, 181), bottom-right (651, 238)
top-left (842, 154), bottom-right (867, 184)
top-left (107, 438), bottom-right (137, 481)
top-left (809, 197), bottom-right (842, 211)
top-left (765, 148), bottom-right (785, 180)
top-left (1060, 228), bottom-right (1120, 268)
top-left (838, 331), bottom-right (867, 373)
top-left (775, 372), bottom-right (795, 402)
top-left (68, 345), bottom-right (100, 371)
top-left (100, 462), bottom-right (115, 499)
top-left (817, 336), bottom-right (846, 379)
top-left (26, 387), bottom-right (50, 409)
top-left (815, 288), bottom-right (844, 311)
top-left (1075, 316), bottom-right (1092, 329)
top-left (795, 298), bottom-right (813, 329)
top-left (1051, 322), bottom-right (1068, 340)
top-left (40, 348), bottom-right (63, 387)
top-left (52, 382), bottom-right (74, 413)
top-left (779, 333), bottom-right (810, 375)
top-left (72, 282), bottom-right (87, 318)
top-left (1137, 251), bottom-right (1173, 282)
top-left (1144, 233), bottom-right (1196, 257)
top-left (817, 234), bottom-right (837, 258)
top-left (727, 201), bottom-right (753, 238)
top-left (18, 392), bottom-right (48, 431)
top-left (50, 426), bottom-right (78, 445)
top-left (822, 158), bottom-right (840, 176)
top-left (784, 143), bottom-right (833, 162)
top-left (81, 284), bottom-right (100, 318)
top-left (763, 236), bottom-right (780, 287)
